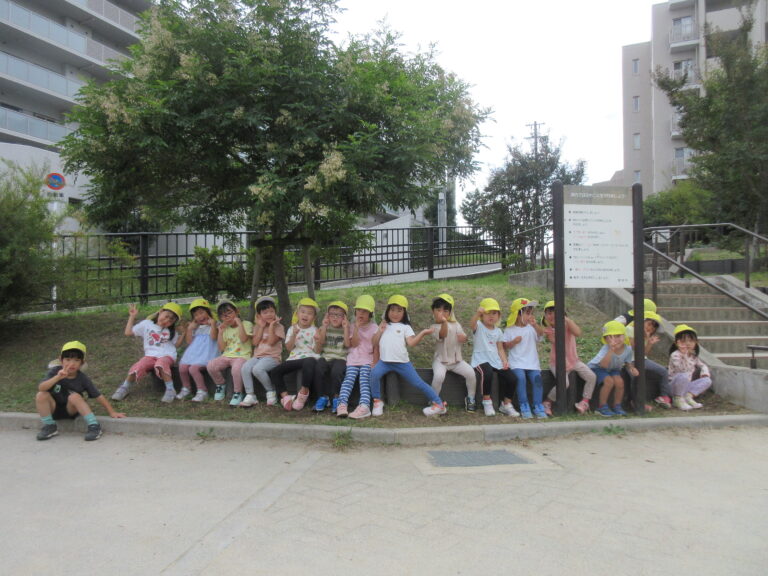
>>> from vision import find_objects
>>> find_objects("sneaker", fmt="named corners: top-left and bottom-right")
top-left (519, 402), bottom-right (533, 419)
top-left (498, 402), bottom-right (520, 417)
top-left (266, 391), bottom-right (277, 406)
top-left (313, 396), bottom-right (329, 412)
top-left (111, 385), bottom-right (130, 401)
top-left (464, 396), bottom-right (476, 412)
top-left (482, 399), bottom-right (496, 417)
top-left (213, 385), bottom-right (226, 401)
top-left (597, 404), bottom-right (616, 417)
top-left (239, 394), bottom-right (259, 407)
top-left (229, 392), bottom-right (243, 407)
top-left (423, 402), bottom-right (447, 416)
top-left (175, 388), bottom-right (191, 401)
top-left (161, 389), bottom-right (176, 403)
top-left (672, 396), bottom-right (692, 411)
top-left (192, 390), bottom-right (208, 402)
top-left (336, 403), bottom-right (349, 418)
top-left (292, 390), bottom-right (309, 411)
top-left (533, 404), bottom-right (549, 419)
top-left (654, 395), bottom-right (672, 409)
top-left (36, 423), bottom-right (58, 441)
top-left (613, 404), bottom-right (627, 416)
top-left (684, 393), bottom-right (703, 409)
top-left (349, 404), bottom-right (372, 419)
top-left (84, 423), bottom-right (102, 441)
top-left (372, 400), bottom-right (384, 417)
top-left (331, 397), bottom-right (340, 414)
top-left (575, 399), bottom-right (590, 414)
top-left (542, 400), bottom-right (553, 416)
top-left (280, 395), bottom-right (294, 411)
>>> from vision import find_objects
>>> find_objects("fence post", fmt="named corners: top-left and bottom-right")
top-left (313, 257), bottom-right (321, 291)
top-left (139, 233), bottom-right (149, 304)
top-left (678, 230), bottom-right (686, 278)
top-left (426, 227), bottom-right (435, 280)
top-left (745, 235), bottom-right (751, 288)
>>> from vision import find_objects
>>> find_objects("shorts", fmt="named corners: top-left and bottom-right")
top-left (52, 399), bottom-right (78, 421)
top-left (129, 355), bottom-right (175, 380)
top-left (590, 366), bottom-right (622, 386)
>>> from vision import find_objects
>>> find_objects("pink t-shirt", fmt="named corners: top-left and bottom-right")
top-left (253, 322), bottom-right (285, 361)
top-left (545, 324), bottom-right (581, 371)
top-left (346, 322), bottom-right (377, 366)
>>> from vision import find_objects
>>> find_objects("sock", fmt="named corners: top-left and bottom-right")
top-left (467, 395), bottom-right (475, 403)
top-left (84, 413), bottom-right (98, 426)
top-left (41, 415), bottom-right (55, 426)
top-left (164, 381), bottom-right (174, 391)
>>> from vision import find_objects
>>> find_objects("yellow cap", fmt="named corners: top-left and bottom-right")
top-left (61, 340), bottom-right (86, 358)
top-left (327, 300), bottom-right (349, 314)
top-left (188, 298), bottom-right (214, 319)
top-left (541, 300), bottom-right (555, 327)
top-left (354, 295), bottom-right (375, 314)
top-left (601, 320), bottom-right (627, 344)
top-left (387, 294), bottom-right (408, 309)
top-left (506, 297), bottom-right (538, 327)
top-left (292, 297), bottom-right (320, 324)
top-left (628, 298), bottom-right (657, 317)
top-left (674, 324), bottom-right (697, 337)
top-left (433, 293), bottom-right (454, 307)
top-left (644, 311), bottom-right (662, 323)
top-left (478, 298), bottom-right (500, 313)
top-left (149, 301), bottom-right (183, 323)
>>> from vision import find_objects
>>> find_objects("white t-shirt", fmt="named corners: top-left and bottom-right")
top-left (378, 322), bottom-right (414, 363)
top-left (133, 319), bottom-right (180, 360)
top-left (502, 324), bottom-right (541, 370)
top-left (470, 322), bottom-right (504, 370)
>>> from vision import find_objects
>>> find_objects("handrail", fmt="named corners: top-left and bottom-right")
top-left (644, 242), bottom-right (768, 321)
top-left (644, 222), bottom-right (768, 244)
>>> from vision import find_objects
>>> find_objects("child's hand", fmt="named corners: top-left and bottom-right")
top-left (256, 316), bottom-right (267, 328)
top-left (630, 366), bottom-right (639, 377)
top-left (198, 315), bottom-right (210, 326)
top-left (322, 314), bottom-right (330, 327)
top-left (477, 306), bottom-right (486, 314)
top-left (273, 316), bottom-right (282, 327)
top-left (111, 411), bottom-right (127, 419)
top-left (543, 327), bottom-right (555, 336)
top-left (189, 320), bottom-right (199, 331)
top-left (128, 303), bottom-right (138, 317)
top-left (232, 316), bottom-right (241, 328)
top-left (422, 327), bottom-right (435, 336)
top-left (648, 334), bottom-right (660, 346)
top-left (379, 319), bottom-right (388, 331)
top-left (342, 317), bottom-right (349, 329)
top-left (511, 335), bottom-right (522, 346)
top-left (56, 368), bottom-right (69, 380)
top-left (502, 360), bottom-right (509, 370)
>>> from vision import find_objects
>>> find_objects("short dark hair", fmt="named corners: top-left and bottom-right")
top-left (61, 349), bottom-right (84, 361)
top-left (431, 298), bottom-right (452, 312)
top-left (217, 302), bottom-right (237, 316)
top-left (256, 300), bottom-right (276, 314)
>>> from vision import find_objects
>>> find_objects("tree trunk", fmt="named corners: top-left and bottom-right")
top-left (303, 242), bottom-right (315, 300)
top-left (273, 242), bottom-right (292, 329)
top-left (246, 246), bottom-right (262, 323)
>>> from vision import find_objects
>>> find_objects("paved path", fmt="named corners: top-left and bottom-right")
top-left (2, 426), bottom-right (767, 575)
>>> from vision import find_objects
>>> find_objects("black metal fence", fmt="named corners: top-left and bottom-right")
top-left (44, 226), bottom-right (508, 311)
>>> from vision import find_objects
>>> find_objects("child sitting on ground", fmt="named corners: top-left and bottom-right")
top-left (587, 321), bottom-right (638, 417)
top-left (668, 324), bottom-right (712, 410)
top-left (627, 309), bottom-right (672, 409)
top-left (503, 298), bottom-right (547, 419)
top-left (239, 296), bottom-right (285, 407)
top-left (313, 301), bottom-right (350, 412)
top-left (36, 341), bottom-right (125, 441)
top-left (337, 295), bottom-right (378, 419)
top-left (176, 298), bottom-right (219, 402)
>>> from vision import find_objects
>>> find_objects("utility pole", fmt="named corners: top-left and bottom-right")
top-left (526, 121), bottom-right (546, 267)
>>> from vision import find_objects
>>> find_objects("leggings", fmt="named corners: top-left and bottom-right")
top-left (473, 363), bottom-right (516, 400)
top-left (370, 361), bottom-right (442, 405)
top-left (314, 358), bottom-right (347, 398)
top-left (431, 360), bottom-right (476, 397)
top-left (338, 365), bottom-right (372, 408)
top-left (670, 373), bottom-right (712, 397)
top-left (179, 363), bottom-right (208, 392)
top-left (270, 357), bottom-right (318, 395)
top-left (547, 362), bottom-right (597, 401)
top-left (645, 358), bottom-right (671, 397)
top-left (241, 356), bottom-right (278, 395)
top-left (207, 356), bottom-right (247, 393)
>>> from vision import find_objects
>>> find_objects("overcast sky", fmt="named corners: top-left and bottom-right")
top-left (333, 0), bottom-right (659, 202)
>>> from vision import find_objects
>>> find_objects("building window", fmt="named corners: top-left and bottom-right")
top-left (632, 58), bottom-right (640, 75)
top-left (633, 133), bottom-right (641, 150)
top-left (632, 96), bottom-right (640, 112)
top-left (673, 59), bottom-right (695, 81)
top-left (633, 171), bottom-right (641, 184)
top-left (672, 16), bottom-right (694, 42)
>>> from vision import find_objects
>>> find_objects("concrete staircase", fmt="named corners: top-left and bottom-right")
top-left (653, 280), bottom-right (768, 368)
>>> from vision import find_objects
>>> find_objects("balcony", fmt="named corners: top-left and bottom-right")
top-left (670, 24), bottom-right (699, 52)
top-left (57, 0), bottom-right (148, 47)
top-left (69, 0), bottom-right (142, 33)
top-left (671, 156), bottom-right (692, 180)
top-left (670, 115), bottom-right (684, 139)
top-left (0, 51), bottom-right (85, 103)
top-left (0, 106), bottom-right (71, 149)
top-left (671, 66), bottom-right (699, 85)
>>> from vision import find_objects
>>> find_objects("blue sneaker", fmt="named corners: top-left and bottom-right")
top-left (613, 404), bottom-right (627, 416)
top-left (533, 404), bottom-right (548, 419)
top-left (313, 396), bottom-right (329, 412)
top-left (597, 404), bottom-right (616, 417)
top-left (331, 397), bottom-right (340, 414)
top-left (519, 402), bottom-right (533, 419)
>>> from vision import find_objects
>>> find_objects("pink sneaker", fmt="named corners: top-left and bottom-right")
top-left (575, 399), bottom-right (590, 414)
top-left (542, 400), bottom-right (553, 416)
top-left (292, 390), bottom-right (309, 411)
top-left (349, 404), bottom-right (371, 419)
top-left (280, 395), bottom-right (293, 411)
top-left (336, 403), bottom-right (349, 418)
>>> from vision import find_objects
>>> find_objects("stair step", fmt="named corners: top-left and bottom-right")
top-left (698, 335), bottom-right (768, 353)
top-left (713, 352), bottom-right (768, 368)
top-left (646, 282), bottom-right (724, 295)
top-left (659, 307), bottom-right (765, 321)
top-left (671, 320), bottom-right (768, 337)
top-left (654, 295), bottom-right (747, 307)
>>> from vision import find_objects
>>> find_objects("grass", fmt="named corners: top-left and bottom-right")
top-left (1, 272), bottom-right (749, 426)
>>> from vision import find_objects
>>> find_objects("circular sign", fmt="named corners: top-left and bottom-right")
top-left (46, 173), bottom-right (66, 190)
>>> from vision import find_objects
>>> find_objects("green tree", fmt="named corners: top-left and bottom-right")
top-left (655, 14), bottom-right (768, 233)
top-left (61, 0), bottom-right (488, 321)
top-left (460, 134), bottom-right (585, 269)
top-left (643, 180), bottom-right (713, 228)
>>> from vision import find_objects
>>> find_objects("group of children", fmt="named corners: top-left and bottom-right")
top-left (35, 294), bottom-right (714, 441)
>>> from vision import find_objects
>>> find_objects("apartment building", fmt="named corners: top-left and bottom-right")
top-left (622, 0), bottom-right (768, 197)
top-left (0, 0), bottom-right (150, 212)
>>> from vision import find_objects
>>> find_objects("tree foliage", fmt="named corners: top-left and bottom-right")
top-left (61, 0), bottom-right (489, 321)
top-left (655, 14), bottom-right (768, 232)
top-left (643, 180), bottom-right (713, 228)
top-left (460, 135), bottom-right (585, 268)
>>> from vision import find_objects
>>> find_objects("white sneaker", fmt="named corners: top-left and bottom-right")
top-left (191, 390), bottom-right (208, 402)
top-left (175, 388), bottom-right (191, 401)
top-left (482, 399), bottom-right (496, 416)
top-left (672, 396), bottom-right (692, 411)
top-left (372, 400), bottom-right (385, 417)
top-left (498, 402), bottom-right (520, 417)
top-left (229, 393), bottom-right (243, 407)
top-left (161, 389), bottom-right (175, 403)
top-left (213, 385), bottom-right (226, 401)
top-left (266, 391), bottom-right (277, 406)
top-left (239, 394), bottom-right (259, 407)
top-left (684, 393), bottom-right (703, 409)
top-left (112, 385), bottom-right (130, 401)
top-left (423, 402), bottom-right (447, 416)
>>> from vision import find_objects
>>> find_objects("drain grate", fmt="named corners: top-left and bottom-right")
top-left (428, 449), bottom-right (532, 468)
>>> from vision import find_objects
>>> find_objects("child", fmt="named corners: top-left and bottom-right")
top-left (112, 302), bottom-right (183, 403)
top-left (541, 301), bottom-right (596, 415)
top-left (36, 341), bottom-right (125, 441)
top-left (429, 293), bottom-right (477, 411)
top-left (270, 297), bottom-right (320, 411)
top-left (614, 298), bottom-right (657, 326)
top-left (503, 298), bottom-right (547, 419)
top-left (312, 301), bottom-right (350, 412)
top-left (239, 296), bottom-right (285, 407)
top-left (176, 298), bottom-right (219, 402)
top-left (668, 324), bottom-right (712, 410)
top-left (627, 310), bottom-right (673, 409)
top-left (587, 321), bottom-right (638, 417)
top-left (369, 295), bottom-right (447, 417)
top-left (468, 298), bottom-right (517, 417)
top-left (206, 300), bottom-right (253, 406)
top-left (337, 295), bottom-right (378, 419)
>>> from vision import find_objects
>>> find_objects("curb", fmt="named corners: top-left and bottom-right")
top-left (3, 412), bottom-right (768, 445)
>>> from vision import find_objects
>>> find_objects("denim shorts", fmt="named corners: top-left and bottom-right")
top-left (590, 366), bottom-right (621, 385)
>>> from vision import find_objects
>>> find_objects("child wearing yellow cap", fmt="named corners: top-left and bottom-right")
top-left (627, 310), bottom-right (672, 410)
top-left (176, 298), bottom-right (219, 402)
top-left (337, 295), bottom-right (378, 419)
top-left (312, 301), bottom-right (351, 412)
top-left (112, 302), bottom-right (183, 403)
top-left (36, 341), bottom-right (125, 441)
top-left (668, 324), bottom-right (711, 410)
top-left (587, 321), bottom-right (638, 417)
top-left (239, 296), bottom-right (285, 407)
top-left (206, 300), bottom-right (254, 406)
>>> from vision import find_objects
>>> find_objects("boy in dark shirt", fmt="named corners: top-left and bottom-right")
top-left (35, 341), bottom-right (125, 441)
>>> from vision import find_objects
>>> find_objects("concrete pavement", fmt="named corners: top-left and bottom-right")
top-left (2, 425), bottom-right (767, 575)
